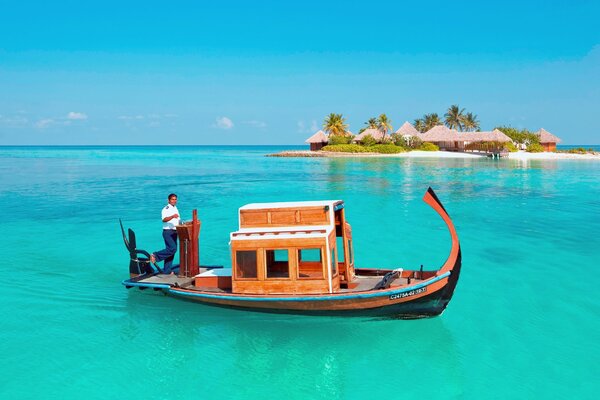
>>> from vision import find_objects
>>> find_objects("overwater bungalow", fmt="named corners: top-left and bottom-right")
top-left (421, 125), bottom-right (512, 153)
top-left (535, 128), bottom-right (561, 152)
top-left (305, 130), bottom-right (329, 151)
top-left (420, 125), bottom-right (460, 150)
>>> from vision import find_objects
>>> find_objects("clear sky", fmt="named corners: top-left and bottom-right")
top-left (1, 0), bottom-right (599, 145)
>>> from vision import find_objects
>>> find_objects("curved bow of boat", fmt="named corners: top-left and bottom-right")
top-left (423, 187), bottom-right (462, 301)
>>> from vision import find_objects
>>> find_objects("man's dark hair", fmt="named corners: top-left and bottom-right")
top-left (168, 193), bottom-right (177, 200)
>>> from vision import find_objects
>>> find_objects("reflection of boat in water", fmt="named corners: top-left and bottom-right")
top-left (121, 188), bottom-right (461, 319)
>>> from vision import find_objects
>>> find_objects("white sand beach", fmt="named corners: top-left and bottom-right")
top-left (508, 151), bottom-right (600, 160)
top-left (270, 150), bottom-right (600, 160)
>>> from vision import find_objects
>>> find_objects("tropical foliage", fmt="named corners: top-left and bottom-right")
top-left (413, 118), bottom-right (425, 133)
top-left (495, 126), bottom-right (539, 145)
top-left (444, 105), bottom-right (465, 130)
top-left (526, 143), bottom-right (544, 153)
top-left (462, 112), bottom-right (480, 131)
top-left (419, 142), bottom-right (439, 151)
top-left (377, 114), bottom-right (393, 142)
top-left (321, 144), bottom-right (369, 153)
top-left (370, 144), bottom-right (406, 153)
top-left (322, 113), bottom-right (349, 136)
top-left (328, 134), bottom-right (352, 145)
top-left (360, 134), bottom-right (377, 146)
top-left (359, 117), bottom-right (378, 133)
top-left (414, 105), bottom-right (480, 132)
top-left (422, 113), bottom-right (442, 131)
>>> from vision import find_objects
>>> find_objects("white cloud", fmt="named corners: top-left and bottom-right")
top-left (213, 116), bottom-right (234, 130)
top-left (243, 120), bottom-right (267, 128)
top-left (0, 114), bottom-right (29, 127)
top-left (67, 112), bottom-right (88, 120)
top-left (118, 115), bottom-right (144, 120)
top-left (297, 119), bottom-right (319, 133)
top-left (36, 118), bottom-right (55, 128)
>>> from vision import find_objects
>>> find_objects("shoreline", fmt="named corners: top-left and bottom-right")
top-left (268, 150), bottom-right (600, 160)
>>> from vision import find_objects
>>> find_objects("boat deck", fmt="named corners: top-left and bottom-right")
top-left (128, 271), bottom-right (425, 294)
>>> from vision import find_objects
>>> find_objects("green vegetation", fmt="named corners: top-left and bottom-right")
top-left (558, 147), bottom-right (595, 154)
top-left (322, 144), bottom-right (370, 153)
top-left (360, 134), bottom-right (377, 146)
top-left (414, 105), bottom-right (480, 132)
top-left (526, 143), bottom-right (544, 153)
top-left (323, 113), bottom-right (349, 136)
top-left (415, 113), bottom-right (442, 132)
top-left (377, 114), bottom-right (392, 142)
top-left (462, 112), bottom-right (480, 131)
top-left (505, 142), bottom-right (518, 152)
top-left (419, 142), bottom-right (439, 151)
top-left (495, 126), bottom-right (539, 145)
top-left (328, 134), bottom-right (352, 145)
top-left (444, 105), bottom-right (464, 130)
top-left (322, 144), bottom-right (407, 154)
top-left (359, 117), bottom-right (378, 133)
top-left (370, 144), bottom-right (406, 153)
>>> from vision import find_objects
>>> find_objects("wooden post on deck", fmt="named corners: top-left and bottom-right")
top-left (176, 209), bottom-right (201, 277)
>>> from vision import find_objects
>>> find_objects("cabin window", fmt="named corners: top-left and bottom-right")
top-left (265, 249), bottom-right (290, 279)
top-left (330, 247), bottom-right (337, 276)
top-left (235, 250), bottom-right (258, 279)
top-left (336, 237), bottom-right (345, 262)
top-left (297, 248), bottom-right (324, 279)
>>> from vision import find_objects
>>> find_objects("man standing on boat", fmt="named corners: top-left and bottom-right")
top-left (150, 193), bottom-right (180, 274)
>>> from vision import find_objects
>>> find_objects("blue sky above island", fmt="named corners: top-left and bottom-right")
top-left (0, 0), bottom-right (599, 145)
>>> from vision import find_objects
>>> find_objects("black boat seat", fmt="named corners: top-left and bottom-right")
top-left (120, 219), bottom-right (163, 275)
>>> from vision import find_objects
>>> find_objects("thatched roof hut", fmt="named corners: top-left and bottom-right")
top-left (420, 125), bottom-right (460, 141)
top-left (305, 130), bottom-right (329, 151)
top-left (466, 129), bottom-right (512, 143)
top-left (536, 128), bottom-right (561, 143)
top-left (535, 128), bottom-right (561, 152)
top-left (305, 130), bottom-right (328, 144)
top-left (395, 121), bottom-right (420, 137)
top-left (352, 128), bottom-right (386, 143)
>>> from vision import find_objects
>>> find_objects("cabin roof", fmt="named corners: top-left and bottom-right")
top-left (230, 226), bottom-right (332, 241)
top-left (239, 200), bottom-right (342, 211)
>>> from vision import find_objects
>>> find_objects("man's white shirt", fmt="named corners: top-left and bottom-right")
top-left (162, 204), bottom-right (180, 230)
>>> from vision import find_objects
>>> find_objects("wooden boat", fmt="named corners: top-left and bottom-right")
top-left (121, 188), bottom-right (461, 319)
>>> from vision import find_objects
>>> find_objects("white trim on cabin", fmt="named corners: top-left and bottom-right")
top-left (239, 200), bottom-right (341, 210)
top-left (325, 236), bottom-right (332, 294)
top-left (230, 232), bottom-right (328, 241)
top-left (234, 225), bottom-right (331, 234)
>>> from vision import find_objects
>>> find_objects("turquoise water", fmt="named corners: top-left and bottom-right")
top-left (1, 146), bottom-right (599, 399)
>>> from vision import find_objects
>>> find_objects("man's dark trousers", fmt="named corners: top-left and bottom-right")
top-left (155, 229), bottom-right (178, 273)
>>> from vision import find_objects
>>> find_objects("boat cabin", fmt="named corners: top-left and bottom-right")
top-left (227, 200), bottom-right (355, 294)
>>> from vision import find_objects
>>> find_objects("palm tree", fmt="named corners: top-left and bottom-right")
top-left (423, 113), bottom-right (442, 131)
top-left (358, 117), bottom-right (378, 133)
top-left (377, 114), bottom-right (392, 142)
top-left (445, 105), bottom-right (465, 131)
top-left (323, 113), bottom-right (348, 136)
top-left (462, 112), bottom-right (480, 131)
top-left (414, 118), bottom-right (425, 133)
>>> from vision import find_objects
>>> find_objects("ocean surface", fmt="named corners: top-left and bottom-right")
top-left (0, 145), bottom-right (598, 399)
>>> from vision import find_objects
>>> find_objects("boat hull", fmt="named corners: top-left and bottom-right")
top-left (162, 252), bottom-right (461, 319)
